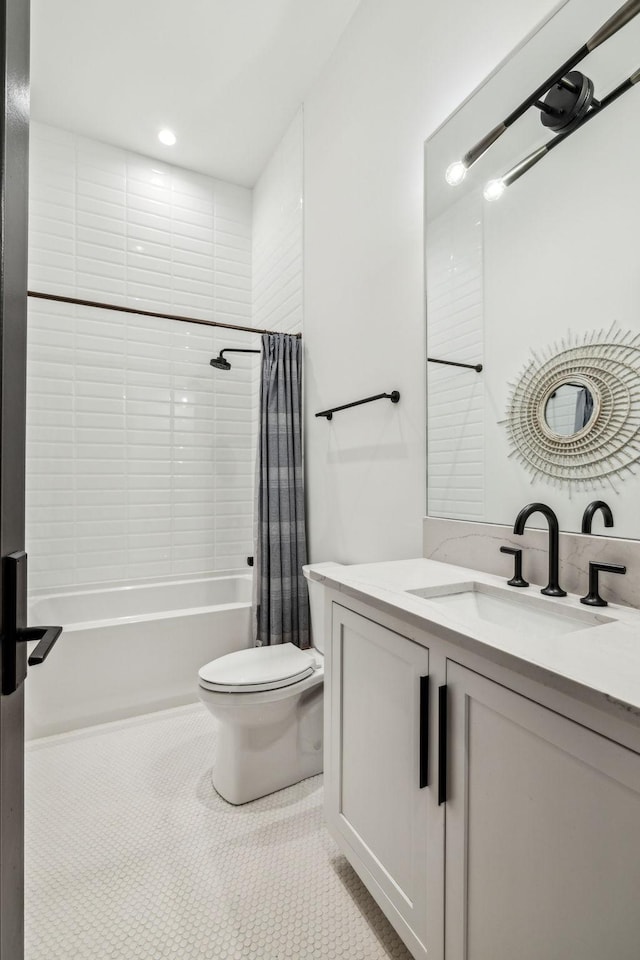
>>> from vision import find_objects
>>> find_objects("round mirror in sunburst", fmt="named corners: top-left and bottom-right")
top-left (503, 326), bottom-right (640, 491)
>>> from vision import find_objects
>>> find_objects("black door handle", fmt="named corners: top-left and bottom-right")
top-left (22, 626), bottom-right (63, 665)
top-left (1, 552), bottom-right (63, 694)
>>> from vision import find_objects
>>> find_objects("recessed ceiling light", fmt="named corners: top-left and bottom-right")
top-left (158, 128), bottom-right (176, 146)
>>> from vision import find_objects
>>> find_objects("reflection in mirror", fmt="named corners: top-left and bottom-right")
top-left (544, 383), bottom-right (594, 437)
top-left (425, 0), bottom-right (640, 537)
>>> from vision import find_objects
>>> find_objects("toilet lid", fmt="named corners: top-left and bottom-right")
top-left (198, 643), bottom-right (316, 693)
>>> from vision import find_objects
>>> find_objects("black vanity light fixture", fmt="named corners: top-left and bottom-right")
top-left (210, 348), bottom-right (261, 371)
top-left (483, 65), bottom-right (640, 201)
top-left (444, 0), bottom-right (640, 188)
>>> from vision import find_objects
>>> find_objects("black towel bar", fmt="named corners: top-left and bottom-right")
top-left (427, 357), bottom-right (483, 372)
top-left (316, 391), bottom-right (400, 421)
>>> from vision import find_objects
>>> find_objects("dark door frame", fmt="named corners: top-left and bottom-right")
top-left (0, 0), bottom-right (30, 956)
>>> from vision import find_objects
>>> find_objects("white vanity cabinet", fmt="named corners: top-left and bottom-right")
top-left (445, 661), bottom-right (640, 960)
top-left (326, 604), bottom-right (444, 960)
top-left (324, 595), bottom-right (640, 960)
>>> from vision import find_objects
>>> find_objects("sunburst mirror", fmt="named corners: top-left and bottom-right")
top-left (503, 327), bottom-right (640, 492)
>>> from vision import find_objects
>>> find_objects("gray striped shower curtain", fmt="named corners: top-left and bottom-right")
top-left (254, 333), bottom-right (310, 648)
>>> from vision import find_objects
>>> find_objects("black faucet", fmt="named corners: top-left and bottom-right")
top-left (513, 502), bottom-right (566, 597)
top-left (581, 500), bottom-right (614, 535)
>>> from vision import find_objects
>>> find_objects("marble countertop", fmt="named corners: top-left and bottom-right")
top-left (304, 558), bottom-right (640, 723)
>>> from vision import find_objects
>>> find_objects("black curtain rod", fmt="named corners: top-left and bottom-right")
top-left (27, 291), bottom-right (302, 338)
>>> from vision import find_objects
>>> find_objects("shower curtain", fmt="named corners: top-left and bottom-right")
top-left (254, 333), bottom-right (310, 648)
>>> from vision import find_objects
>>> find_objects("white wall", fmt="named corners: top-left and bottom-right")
top-left (252, 109), bottom-right (303, 336)
top-left (303, 0), bottom-right (559, 564)
top-left (27, 123), bottom-right (256, 592)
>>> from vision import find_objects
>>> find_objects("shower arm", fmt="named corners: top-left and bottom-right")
top-left (219, 349), bottom-right (261, 359)
top-left (210, 347), bottom-right (262, 370)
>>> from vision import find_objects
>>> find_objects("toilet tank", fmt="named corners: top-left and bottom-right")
top-left (305, 563), bottom-right (342, 656)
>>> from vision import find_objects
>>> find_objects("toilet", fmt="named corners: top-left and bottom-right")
top-left (198, 578), bottom-right (325, 805)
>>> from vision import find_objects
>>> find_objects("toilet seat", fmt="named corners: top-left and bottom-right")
top-left (198, 642), bottom-right (316, 693)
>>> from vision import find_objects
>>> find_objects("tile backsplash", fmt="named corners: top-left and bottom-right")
top-left (27, 123), bottom-right (256, 592)
top-left (423, 516), bottom-right (640, 610)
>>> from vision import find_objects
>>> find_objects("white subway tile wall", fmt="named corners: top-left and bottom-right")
top-left (427, 194), bottom-right (484, 521)
top-left (252, 110), bottom-right (303, 336)
top-left (27, 123), bottom-right (257, 592)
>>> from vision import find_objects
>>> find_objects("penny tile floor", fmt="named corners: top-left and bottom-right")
top-left (25, 704), bottom-right (412, 960)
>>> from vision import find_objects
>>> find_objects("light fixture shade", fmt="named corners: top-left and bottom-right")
top-left (502, 145), bottom-right (549, 187)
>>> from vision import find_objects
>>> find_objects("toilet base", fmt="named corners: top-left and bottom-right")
top-left (211, 759), bottom-right (323, 806)
top-left (206, 681), bottom-right (323, 805)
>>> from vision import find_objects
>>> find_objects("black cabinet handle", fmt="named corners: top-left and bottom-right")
top-left (419, 675), bottom-right (430, 788)
top-left (438, 685), bottom-right (448, 805)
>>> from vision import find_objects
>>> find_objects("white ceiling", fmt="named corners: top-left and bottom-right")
top-left (30, 0), bottom-right (361, 187)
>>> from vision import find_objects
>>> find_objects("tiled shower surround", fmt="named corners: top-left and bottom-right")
top-left (27, 301), bottom-right (258, 590)
top-left (26, 120), bottom-right (302, 593)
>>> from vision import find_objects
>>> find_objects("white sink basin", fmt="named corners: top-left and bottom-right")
top-left (406, 581), bottom-right (614, 639)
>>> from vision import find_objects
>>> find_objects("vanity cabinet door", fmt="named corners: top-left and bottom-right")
top-left (445, 661), bottom-right (640, 960)
top-left (327, 605), bottom-right (442, 960)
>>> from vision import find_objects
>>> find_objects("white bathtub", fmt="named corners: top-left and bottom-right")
top-left (25, 574), bottom-right (253, 740)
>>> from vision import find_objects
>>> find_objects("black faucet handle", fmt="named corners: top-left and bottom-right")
top-left (580, 561), bottom-right (626, 607)
top-left (500, 546), bottom-right (529, 588)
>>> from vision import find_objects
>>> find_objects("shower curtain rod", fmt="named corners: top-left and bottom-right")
top-left (27, 291), bottom-right (302, 338)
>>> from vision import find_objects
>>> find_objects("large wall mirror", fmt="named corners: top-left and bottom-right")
top-left (425, 0), bottom-right (640, 537)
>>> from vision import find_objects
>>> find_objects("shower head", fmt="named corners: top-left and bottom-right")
top-left (209, 348), bottom-right (260, 371)
top-left (210, 354), bottom-right (232, 370)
